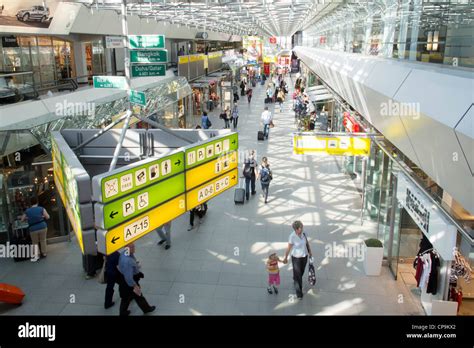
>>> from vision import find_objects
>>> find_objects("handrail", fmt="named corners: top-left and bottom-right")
top-left (0, 71), bottom-right (34, 78)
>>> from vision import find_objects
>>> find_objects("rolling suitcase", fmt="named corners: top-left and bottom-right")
top-left (258, 131), bottom-right (265, 141)
top-left (0, 283), bottom-right (25, 305)
top-left (234, 180), bottom-right (245, 204)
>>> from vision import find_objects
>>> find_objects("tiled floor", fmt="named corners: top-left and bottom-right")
top-left (0, 75), bottom-right (424, 316)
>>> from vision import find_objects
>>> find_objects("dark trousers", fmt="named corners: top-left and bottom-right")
top-left (224, 119), bottom-right (230, 128)
top-left (118, 274), bottom-right (152, 316)
top-left (292, 255), bottom-right (308, 298)
top-left (261, 183), bottom-right (269, 202)
top-left (245, 176), bottom-right (256, 200)
top-left (241, 89), bottom-right (245, 96)
top-left (247, 95), bottom-right (252, 103)
top-left (233, 117), bottom-right (238, 129)
top-left (104, 272), bottom-right (118, 307)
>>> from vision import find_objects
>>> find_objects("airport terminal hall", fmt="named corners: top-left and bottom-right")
top-left (0, 0), bottom-right (473, 342)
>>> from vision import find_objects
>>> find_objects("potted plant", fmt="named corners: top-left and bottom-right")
top-left (363, 238), bottom-right (384, 276)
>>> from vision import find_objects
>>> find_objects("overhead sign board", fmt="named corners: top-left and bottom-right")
top-left (186, 168), bottom-right (238, 211)
top-left (51, 133), bottom-right (94, 254)
top-left (92, 151), bottom-right (184, 204)
top-left (106, 36), bottom-right (124, 49)
top-left (94, 173), bottom-right (185, 230)
top-left (131, 64), bottom-right (166, 77)
top-left (130, 50), bottom-right (168, 63)
top-left (186, 150), bottom-right (238, 190)
top-left (129, 35), bottom-right (165, 49)
top-left (97, 194), bottom-right (186, 255)
top-left (93, 76), bottom-right (126, 89)
top-left (293, 134), bottom-right (371, 156)
top-left (184, 132), bottom-right (238, 170)
top-left (129, 90), bottom-right (146, 106)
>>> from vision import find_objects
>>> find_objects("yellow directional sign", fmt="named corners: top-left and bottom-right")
top-left (186, 168), bottom-right (238, 211)
top-left (293, 134), bottom-right (371, 156)
top-left (99, 194), bottom-right (186, 255)
top-left (185, 150), bottom-right (238, 190)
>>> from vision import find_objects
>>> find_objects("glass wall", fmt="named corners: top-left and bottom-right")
top-left (302, 0), bottom-right (474, 68)
top-left (0, 35), bottom-right (75, 89)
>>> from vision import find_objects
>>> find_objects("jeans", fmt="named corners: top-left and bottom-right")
top-left (245, 176), bottom-right (256, 200)
top-left (157, 228), bottom-right (170, 246)
top-left (224, 119), bottom-right (230, 128)
top-left (233, 117), bottom-right (238, 129)
top-left (261, 183), bottom-right (269, 202)
top-left (291, 255), bottom-right (308, 298)
top-left (263, 123), bottom-right (270, 139)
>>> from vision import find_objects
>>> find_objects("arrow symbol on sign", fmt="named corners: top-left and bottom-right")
top-left (175, 159), bottom-right (181, 166)
top-left (111, 236), bottom-right (120, 244)
top-left (232, 175), bottom-right (236, 180)
top-left (232, 140), bottom-right (236, 145)
top-left (110, 211), bottom-right (118, 219)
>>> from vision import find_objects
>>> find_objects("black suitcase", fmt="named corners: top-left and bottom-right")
top-left (258, 131), bottom-right (265, 141)
top-left (234, 188), bottom-right (245, 204)
top-left (11, 228), bottom-right (32, 262)
top-left (264, 97), bottom-right (271, 104)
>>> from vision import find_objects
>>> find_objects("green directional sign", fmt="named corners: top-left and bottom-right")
top-left (129, 35), bottom-right (165, 49)
top-left (93, 76), bottom-right (126, 89)
top-left (130, 50), bottom-right (168, 63)
top-left (96, 173), bottom-right (185, 230)
top-left (94, 151), bottom-right (184, 204)
top-left (184, 132), bottom-right (239, 170)
top-left (131, 64), bottom-right (166, 77)
top-left (129, 90), bottom-right (146, 106)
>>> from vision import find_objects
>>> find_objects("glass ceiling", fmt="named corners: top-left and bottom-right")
top-left (75, 0), bottom-right (333, 37)
top-left (1, 76), bottom-right (191, 156)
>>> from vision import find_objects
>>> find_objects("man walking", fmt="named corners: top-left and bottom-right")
top-left (242, 150), bottom-right (258, 201)
top-left (261, 106), bottom-right (273, 140)
top-left (117, 243), bottom-right (156, 316)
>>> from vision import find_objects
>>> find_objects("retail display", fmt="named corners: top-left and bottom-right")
top-left (413, 236), bottom-right (440, 295)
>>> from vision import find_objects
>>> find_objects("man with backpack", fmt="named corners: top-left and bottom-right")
top-left (242, 150), bottom-right (258, 201)
top-left (257, 157), bottom-right (273, 204)
top-left (201, 111), bottom-right (212, 129)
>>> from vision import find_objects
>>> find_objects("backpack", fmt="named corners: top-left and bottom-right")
top-left (206, 118), bottom-right (212, 128)
top-left (260, 167), bottom-right (272, 183)
top-left (243, 161), bottom-right (253, 178)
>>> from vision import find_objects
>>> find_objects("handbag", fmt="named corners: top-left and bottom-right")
top-left (269, 120), bottom-right (274, 128)
top-left (303, 233), bottom-right (316, 286)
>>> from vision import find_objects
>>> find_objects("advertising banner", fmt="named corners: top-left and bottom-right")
top-left (243, 36), bottom-right (263, 65)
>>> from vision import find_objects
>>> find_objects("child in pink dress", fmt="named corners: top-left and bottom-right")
top-left (266, 252), bottom-right (283, 294)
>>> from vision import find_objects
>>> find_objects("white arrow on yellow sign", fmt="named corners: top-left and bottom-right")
top-left (185, 150), bottom-right (238, 190)
top-left (97, 194), bottom-right (186, 255)
top-left (186, 168), bottom-right (238, 211)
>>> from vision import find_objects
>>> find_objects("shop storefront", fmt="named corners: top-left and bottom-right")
top-left (1, 35), bottom-right (75, 90)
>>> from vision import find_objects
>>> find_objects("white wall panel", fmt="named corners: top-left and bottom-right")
top-left (295, 46), bottom-right (474, 214)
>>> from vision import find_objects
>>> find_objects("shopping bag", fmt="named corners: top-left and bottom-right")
top-left (308, 257), bottom-right (316, 286)
top-left (269, 120), bottom-right (274, 128)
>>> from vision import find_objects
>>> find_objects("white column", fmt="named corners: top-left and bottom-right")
top-left (409, 0), bottom-right (423, 61)
top-left (397, 0), bottom-right (411, 59)
top-left (380, 0), bottom-right (398, 58)
top-left (363, 15), bottom-right (374, 55)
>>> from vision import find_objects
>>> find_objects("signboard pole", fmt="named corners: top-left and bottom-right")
top-left (110, 0), bottom-right (133, 171)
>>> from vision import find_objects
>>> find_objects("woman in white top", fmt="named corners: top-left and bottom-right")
top-left (283, 220), bottom-right (312, 299)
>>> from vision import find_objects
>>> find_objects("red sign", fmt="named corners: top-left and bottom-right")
top-left (269, 37), bottom-right (277, 44)
top-left (264, 63), bottom-right (270, 76)
top-left (343, 112), bottom-right (361, 133)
